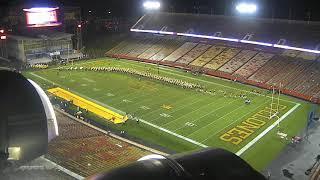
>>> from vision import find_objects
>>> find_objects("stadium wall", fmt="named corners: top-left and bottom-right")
top-left (107, 54), bottom-right (320, 104)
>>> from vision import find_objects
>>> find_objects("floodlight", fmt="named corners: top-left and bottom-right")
top-left (143, 1), bottom-right (161, 10)
top-left (236, 3), bottom-right (257, 14)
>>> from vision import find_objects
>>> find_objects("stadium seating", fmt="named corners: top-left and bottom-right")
top-left (189, 45), bottom-right (226, 67)
top-left (126, 38), bottom-right (159, 57)
top-left (285, 61), bottom-right (318, 90)
top-left (219, 50), bottom-right (258, 74)
top-left (248, 56), bottom-right (292, 83)
top-left (138, 39), bottom-right (167, 59)
top-left (106, 40), bottom-right (131, 55)
top-left (150, 40), bottom-right (184, 61)
top-left (296, 52), bottom-right (319, 60)
top-left (233, 52), bottom-right (274, 78)
top-left (175, 44), bottom-right (211, 65)
top-left (293, 62), bottom-right (320, 96)
top-left (104, 12), bottom-right (320, 102)
top-left (162, 42), bottom-right (198, 62)
top-left (115, 38), bottom-right (148, 55)
top-left (282, 50), bottom-right (300, 58)
top-left (204, 48), bottom-right (241, 70)
top-left (132, 13), bottom-right (320, 48)
top-left (48, 111), bottom-right (150, 177)
top-left (267, 59), bottom-right (311, 86)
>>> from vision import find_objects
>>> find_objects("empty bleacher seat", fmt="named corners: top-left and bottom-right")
top-left (176, 44), bottom-right (211, 65)
top-left (163, 42), bottom-right (198, 62)
top-left (219, 50), bottom-right (257, 74)
top-left (189, 46), bottom-right (226, 67)
top-left (233, 52), bottom-right (274, 78)
top-left (204, 48), bottom-right (241, 70)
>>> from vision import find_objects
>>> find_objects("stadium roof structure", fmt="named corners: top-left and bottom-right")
top-left (131, 13), bottom-right (320, 53)
top-left (9, 29), bottom-right (73, 41)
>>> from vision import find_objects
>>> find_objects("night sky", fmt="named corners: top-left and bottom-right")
top-left (1, 0), bottom-right (320, 21)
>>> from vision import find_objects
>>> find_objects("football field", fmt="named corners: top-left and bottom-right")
top-left (25, 58), bottom-right (309, 170)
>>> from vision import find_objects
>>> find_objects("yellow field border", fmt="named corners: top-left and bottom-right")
top-left (48, 87), bottom-right (128, 124)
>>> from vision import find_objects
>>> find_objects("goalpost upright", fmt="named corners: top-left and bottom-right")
top-left (269, 83), bottom-right (282, 123)
top-left (269, 87), bottom-right (275, 119)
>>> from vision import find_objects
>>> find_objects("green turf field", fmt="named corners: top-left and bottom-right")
top-left (24, 58), bottom-right (312, 171)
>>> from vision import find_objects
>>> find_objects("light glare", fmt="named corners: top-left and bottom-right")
top-left (143, 1), bottom-right (161, 10)
top-left (23, 7), bottom-right (59, 12)
top-left (236, 3), bottom-right (257, 14)
top-left (138, 154), bottom-right (165, 161)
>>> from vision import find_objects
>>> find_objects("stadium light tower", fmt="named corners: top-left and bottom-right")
top-left (143, 1), bottom-right (161, 10)
top-left (235, 2), bottom-right (257, 14)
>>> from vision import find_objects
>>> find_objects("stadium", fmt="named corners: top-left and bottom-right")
top-left (2, 1), bottom-right (320, 179)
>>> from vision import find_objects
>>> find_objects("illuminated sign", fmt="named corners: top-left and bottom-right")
top-left (23, 7), bottom-right (61, 27)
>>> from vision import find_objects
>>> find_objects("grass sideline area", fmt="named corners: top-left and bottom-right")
top-left (24, 58), bottom-right (311, 171)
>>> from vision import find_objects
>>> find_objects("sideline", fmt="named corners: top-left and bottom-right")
top-left (236, 103), bottom-right (300, 156)
top-left (29, 71), bottom-right (300, 156)
top-left (29, 72), bottom-right (209, 148)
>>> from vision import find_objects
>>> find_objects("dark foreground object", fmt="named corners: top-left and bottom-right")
top-left (90, 148), bottom-right (266, 180)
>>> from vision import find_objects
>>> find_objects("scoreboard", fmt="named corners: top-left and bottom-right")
top-left (23, 7), bottom-right (62, 27)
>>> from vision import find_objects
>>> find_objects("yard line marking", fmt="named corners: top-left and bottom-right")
top-left (29, 72), bottom-right (125, 115)
top-left (146, 95), bottom-right (205, 122)
top-left (60, 59), bottom-right (298, 106)
top-left (162, 97), bottom-right (226, 127)
top-left (235, 103), bottom-right (300, 156)
top-left (173, 98), bottom-right (237, 132)
top-left (117, 59), bottom-right (299, 105)
top-left (108, 89), bottom-right (148, 106)
top-left (96, 84), bottom-right (140, 101)
top-left (201, 100), bottom-right (270, 142)
top-left (82, 77), bottom-right (95, 83)
top-left (118, 84), bottom-right (186, 109)
top-left (133, 94), bottom-right (193, 117)
top-left (29, 70), bottom-right (300, 155)
top-left (29, 72), bottom-right (208, 148)
top-left (187, 101), bottom-right (249, 138)
top-left (137, 118), bottom-right (208, 148)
